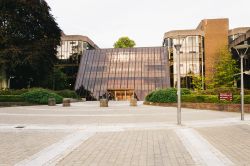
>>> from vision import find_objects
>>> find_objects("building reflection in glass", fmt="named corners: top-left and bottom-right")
top-left (164, 35), bottom-right (204, 88)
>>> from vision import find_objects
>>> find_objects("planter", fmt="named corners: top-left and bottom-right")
top-left (100, 99), bottom-right (108, 107)
top-left (130, 98), bottom-right (137, 106)
top-left (48, 98), bottom-right (56, 106)
top-left (63, 98), bottom-right (71, 107)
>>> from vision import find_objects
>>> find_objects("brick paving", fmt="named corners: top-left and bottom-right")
top-left (0, 131), bottom-right (67, 166)
top-left (0, 102), bottom-right (250, 166)
top-left (57, 130), bottom-right (196, 166)
top-left (197, 125), bottom-right (250, 166)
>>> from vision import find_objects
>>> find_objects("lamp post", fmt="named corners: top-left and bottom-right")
top-left (174, 43), bottom-right (182, 125)
top-left (233, 42), bottom-right (250, 121)
top-left (7, 76), bottom-right (14, 89)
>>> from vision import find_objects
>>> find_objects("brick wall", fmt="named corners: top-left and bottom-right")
top-left (197, 18), bottom-right (229, 83)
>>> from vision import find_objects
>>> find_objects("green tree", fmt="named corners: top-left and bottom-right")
top-left (47, 67), bottom-right (67, 90)
top-left (192, 75), bottom-right (204, 91)
top-left (113, 37), bottom-right (136, 48)
top-left (209, 47), bottom-right (239, 88)
top-left (0, 0), bottom-right (61, 89)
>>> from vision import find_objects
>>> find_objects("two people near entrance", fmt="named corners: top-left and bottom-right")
top-left (100, 92), bottom-right (113, 101)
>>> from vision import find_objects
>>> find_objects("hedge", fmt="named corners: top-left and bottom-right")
top-left (232, 95), bottom-right (250, 104)
top-left (195, 88), bottom-right (250, 95)
top-left (145, 91), bottom-right (155, 102)
top-left (21, 89), bottom-right (63, 104)
top-left (182, 95), bottom-right (250, 104)
top-left (181, 95), bottom-right (222, 103)
top-left (0, 95), bottom-right (25, 102)
top-left (0, 89), bottom-right (28, 95)
top-left (0, 88), bottom-right (80, 98)
top-left (55, 89), bottom-right (80, 99)
top-left (145, 88), bottom-right (250, 104)
top-left (148, 88), bottom-right (177, 103)
top-left (145, 88), bottom-right (191, 103)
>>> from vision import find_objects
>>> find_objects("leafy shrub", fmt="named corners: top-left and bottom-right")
top-left (181, 88), bottom-right (191, 95)
top-left (197, 87), bottom-right (241, 95)
top-left (55, 90), bottom-right (79, 99)
top-left (146, 88), bottom-right (250, 104)
top-left (203, 95), bottom-right (221, 103)
top-left (0, 95), bottom-right (24, 102)
top-left (182, 95), bottom-right (219, 103)
top-left (145, 88), bottom-right (192, 103)
top-left (232, 95), bottom-right (250, 104)
top-left (21, 88), bottom-right (63, 104)
top-left (182, 95), bottom-right (250, 104)
top-left (145, 91), bottom-right (155, 101)
top-left (245, 90), bottom-right (250, 95)
top-left (0, 88), bottom-right (82, 98)
top-left (147, 88), bottom-right (177, 103)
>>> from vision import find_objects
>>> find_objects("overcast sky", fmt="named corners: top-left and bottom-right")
top-left (45, 0), bottom-right (250, 48)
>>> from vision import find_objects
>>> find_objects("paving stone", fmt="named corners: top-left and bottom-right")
top-left (0, 101), bottom-right (249, 165)
top-left (0, 131), bottom-right (67, 165)
top-left (57, 130), bottom-right (196, 166)
top-left (197, 125), bottom-right (250, 166)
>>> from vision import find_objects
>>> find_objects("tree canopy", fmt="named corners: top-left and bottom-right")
top-left (192, 75), bottom-right (204, 91)
top-left (0, 0), bottom-right (61, 88)
top-left (113, 37), bottom-right (136, 48)
top-left (208, 47), bottom-right (239, 88)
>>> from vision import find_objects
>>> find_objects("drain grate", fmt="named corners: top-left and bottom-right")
top-left (15, 126), bottom-right (25, 129)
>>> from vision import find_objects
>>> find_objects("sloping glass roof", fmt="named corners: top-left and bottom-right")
top-left (75, 47), bottom-right (170, 100)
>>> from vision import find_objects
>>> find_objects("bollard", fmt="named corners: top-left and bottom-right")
top-left (63, 98), bottom-right (71, 107)
top-left (48, 98), bottom-right (56, 106)
top-left (100, 99), bottom-right (108, 107)
top-left (130, 98), bottom-right (137, 106)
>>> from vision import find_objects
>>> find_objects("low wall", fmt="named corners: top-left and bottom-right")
top-left (143, 101), bottom-right (250, 113)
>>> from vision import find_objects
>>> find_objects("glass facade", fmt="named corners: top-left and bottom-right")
top-left (228, 33), bottom-right (246, 43)
top-left (164, 36), bottom-right (204, 88)
top-left (231, 39), bottom-right (250, 89)
top-left (56, 38), bottom-right (96, 89)
top-left (75, 47), bottom-right (170, 100)
top-left (57, 40), bottom-right (91, 60)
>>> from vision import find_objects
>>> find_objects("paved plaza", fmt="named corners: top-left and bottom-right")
top-left (0, 101), bottom-right (250, 166)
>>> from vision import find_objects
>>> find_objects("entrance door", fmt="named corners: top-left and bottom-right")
top-left (107, 89), bottom-right (135, 101)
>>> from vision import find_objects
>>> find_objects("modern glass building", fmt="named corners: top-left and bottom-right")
top-left (57, 33), bottom-right (98, 60)
top-left (163, 18), bottom-right (234, 88)
top-left (75, 47), bottom-right (170, 100)
top-left (73, 18), bottom-right (250, 101)
top-left (55, 33), bottom-right (98, 89)
top-left (163, 30), bottom-right (204, 88)
top-left (228, 27), bottom-right (250, 43)
top-left (230, 29), bottom-right (250, 89)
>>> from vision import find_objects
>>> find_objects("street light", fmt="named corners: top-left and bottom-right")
top-left (233, 41), bottom-right (250, 121)
top-left (244, 70), bottom-right (250, 75)
top-left (174, 43), bottom-right (182, 125)
top-left (8, 76), bottom-right (14, 89)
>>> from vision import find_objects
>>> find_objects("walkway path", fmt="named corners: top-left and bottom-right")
top-left (0, 101), bottom-right (249, 166)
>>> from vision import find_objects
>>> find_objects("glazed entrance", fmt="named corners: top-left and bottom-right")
top-left (107, 89), bottom-right (135, 101)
